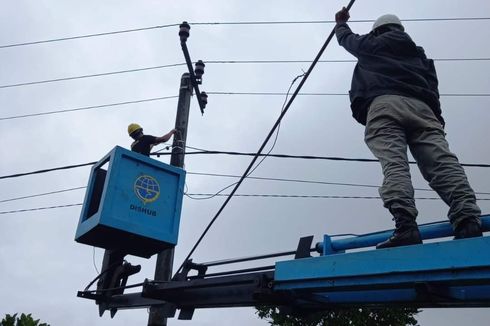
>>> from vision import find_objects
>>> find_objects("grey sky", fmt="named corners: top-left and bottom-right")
top-left (1, 0), bottom-right (490, 325)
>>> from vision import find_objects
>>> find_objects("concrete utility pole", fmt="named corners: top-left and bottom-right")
top-left (148, 22), bottom-right (207, 325)
top-left (147, 73), bottom-right (193, 326)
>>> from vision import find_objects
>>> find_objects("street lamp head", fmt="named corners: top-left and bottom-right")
top-left (179, 21), bottom-right (191, 42)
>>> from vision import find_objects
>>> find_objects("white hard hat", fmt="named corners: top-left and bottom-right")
top-left (372, 14), bottom-right (404, 31)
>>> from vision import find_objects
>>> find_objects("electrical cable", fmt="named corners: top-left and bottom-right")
top-left (173, 0), bottom-right (358, 277)
top-left (0, 95), bottom-right (179, 121)
top-left (206, 58), bottom-right (490, 63)
top-left (207, 91), bottom-right (490, 97)
top-left (179, 149), bottom-right (490, 168)
top-left (184, 183), bottom-right (233, 201)
top-left (83, 260), bottom-right (133, 292)
top-left (0, 24), bottom-right (180, 49)
top-left (0, 162), bottom-right (97, 180)
top-left (191, 172), bottom-right (490, 195)
top-left (183, 73), bottom-right (305, 200)
top-left (3, 195), bottom-right (490, 215)
top-left (1, 17), bottom-right (490, 49)
top-left (0, 63), bottom-right (187, 89)
top-left (190, 193), bottom-right (490, 201)
top-left (189, 170), bottom-right (384, 188)
top-left (0, 186), bottom-right (86, 203)
top-left (255, 73), bottom-right (305, 162)
top-left (3, 149), bottom-right (490, 181)
top-left (3, 172), bottom-right (490, 205)
top-left (0, 203), bottom-right (82, 215)
top-left (2, 57), bottom-right (487, 90)
top-left (2, 91), bottom-right (489, 122)
top-left (185, 194), bottom-right (438, 200)
top-left (185, 194), bottom-right (490, 200)
top-left (93, 247), bottom-right (100, 274)
top-left (191, 17), bottom-right (490, 26)
top-left (186, 171), bottom-right (490, 195)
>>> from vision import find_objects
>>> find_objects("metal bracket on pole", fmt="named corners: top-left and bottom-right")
top-left (94, 250), bottom-right (141, 318)
top-left (294, 236), bottom-right (314, 259)
top-left (173, 259), bottom-right (208, 281)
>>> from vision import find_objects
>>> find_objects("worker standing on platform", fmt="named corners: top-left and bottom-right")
top-left (334, 7), bottom-right (482, 249)
top-left (127, 123), bottom-right (177, 157)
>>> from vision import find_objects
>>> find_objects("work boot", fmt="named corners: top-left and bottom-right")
top-left (453, 217), bottom-right (483, 240)
top-left (376, 214), bottom-right (422, 249)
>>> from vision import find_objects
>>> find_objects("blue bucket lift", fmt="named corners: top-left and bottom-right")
top-left (75, 146), bottom-right (186, 258)
top-left (78, 215), bottom-right (490, 319)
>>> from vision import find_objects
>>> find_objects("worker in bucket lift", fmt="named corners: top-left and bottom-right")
top-left (334, 7), bottom-right (482, 249)
top-left (127, 123), bottom-right (177, 156)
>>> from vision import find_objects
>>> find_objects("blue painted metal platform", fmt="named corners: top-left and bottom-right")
top-left (275, 215), bottom-right (490, 308)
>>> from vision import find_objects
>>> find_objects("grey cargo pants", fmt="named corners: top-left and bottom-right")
top-left (364, 95), bottom-right (481, 228)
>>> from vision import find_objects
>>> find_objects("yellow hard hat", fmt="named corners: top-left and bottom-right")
top-left (128, 123), bottom-right (142, 135)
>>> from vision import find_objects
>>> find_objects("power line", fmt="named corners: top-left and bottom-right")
top-left (186, 171), bottom-right (490, 195)
top-left (2, 149), bottom-right (490, 181)
top-left (0, 63), bottom-right (186, 89)
top-left (0, 203), bottom-right (82, 215)
top-left (0, 186), bottom-right (86, 203)
top-left (0, 175), bottom-right (451, 204)
top-left (0, 179), bottom-right (376, 205)
top-left (2, 58), bottom-right (488, 90)
top-left (0, 24), bottom-right (180, 49)
top-left (0, 95), bottom-right (179, 121)
top-left (1, 17), bottom-right (489, 49)
top-left (207, 91), bottom-right (490, 97)
top-left (179, 149), bottom-right (490, 168)
top-left (192, 17), bottom-right (490, 25)
top-left (182, 74), bottom-right (305, 210)
top-left (0, 162), bottom-right (96, 180)
top-left (185, 193), bottom-right (490, 200)
top-left (3, 194), bottom-right (490, 215)
top-left (0, 177), bottom-right (388, 205)
top-left (207, 58), bottom-right (490, 64)
top-left (3, 171), bottom-right (489, 204)
top-left (188, 171), bottom-right (382, 188)
top-left (2, 91), bottom-right (489, 121)
top-left (183, 143), bottom-right (490, 200)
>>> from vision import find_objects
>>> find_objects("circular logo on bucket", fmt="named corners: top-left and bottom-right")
top-left (134, 175), bottom-right (160, 204)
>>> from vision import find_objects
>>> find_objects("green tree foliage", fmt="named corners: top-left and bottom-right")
top-left (256, 306), bottom-right (419, 326)
top-left (1, 313), bottom-right (50, 326)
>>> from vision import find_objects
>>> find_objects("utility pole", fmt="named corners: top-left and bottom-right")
top-left (147, 73), bottom-right (192, 326)
top-left (148, 21), bottom-right (207, 326)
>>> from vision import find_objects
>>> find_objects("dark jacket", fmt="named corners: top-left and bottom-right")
top-left (131, 135), bottom-right (157, 156)
top-left (335, 23), bottom-right (444, 126)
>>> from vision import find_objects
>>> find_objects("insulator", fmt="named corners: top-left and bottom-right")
top-left (179, 21), bottom-right (191, 42)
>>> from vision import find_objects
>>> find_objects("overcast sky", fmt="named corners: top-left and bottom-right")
top-left (1, 1), bottom-right (490, 325)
